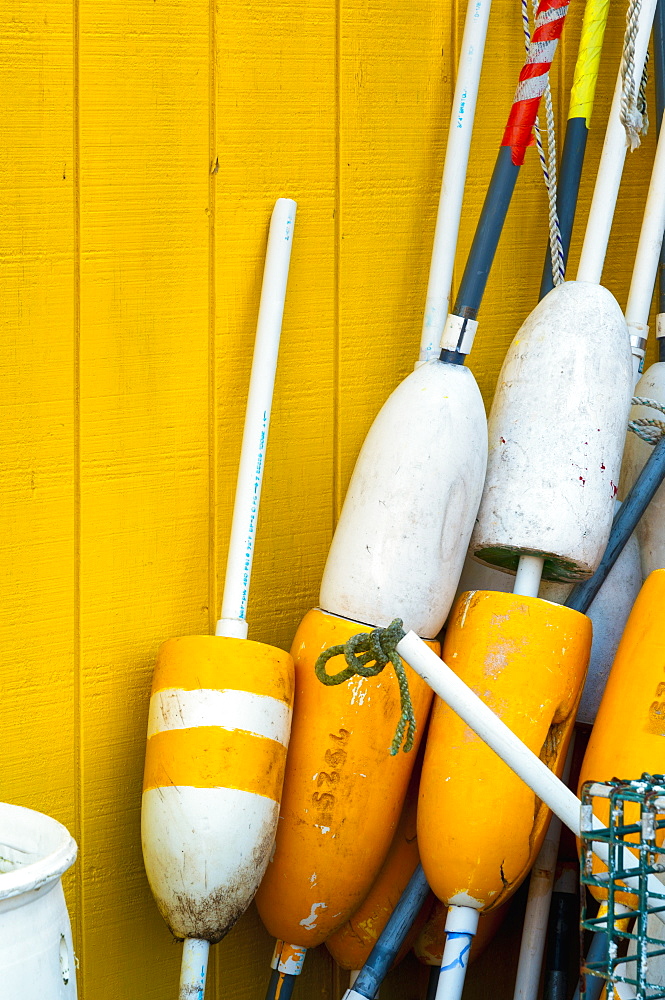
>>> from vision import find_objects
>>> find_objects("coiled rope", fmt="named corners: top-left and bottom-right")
top-left (314, 619), bottom-right (415, 755)
top-left (629, 395), bottom-right (665, 444)
top-left (620, 0), bottom-right (649, 150)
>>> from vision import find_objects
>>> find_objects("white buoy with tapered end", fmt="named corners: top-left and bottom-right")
top-left (319, 360), bottom-right (487, 637)
top-left (471, 0), bottom-right (658, 584)
top-left (141, 198), bottom-right (297, 999)
top-left (472, 281), bottom-right (632, 581)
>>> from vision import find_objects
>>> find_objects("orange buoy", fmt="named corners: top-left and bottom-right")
top-left (255, 609), bottom-right (434, 960)
top-left (325, 753), bottom-right (428, 974)
top-left (418, 590), bottom-right (590, 912)
top-left (578, 569), bottom-right (665, 905)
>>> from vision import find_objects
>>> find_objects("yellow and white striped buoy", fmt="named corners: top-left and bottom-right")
top-left (142, 635), bottom-right (294, 941)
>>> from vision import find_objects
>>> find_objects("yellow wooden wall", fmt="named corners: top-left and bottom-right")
top-left (0, 0), bottom-right (658, 996)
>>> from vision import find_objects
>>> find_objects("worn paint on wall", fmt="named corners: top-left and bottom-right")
top-left (0, 0), bottom-right (658, 996)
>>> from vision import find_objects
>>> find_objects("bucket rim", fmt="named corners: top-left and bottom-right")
top-left (0, 802), bottom-right (77, 901)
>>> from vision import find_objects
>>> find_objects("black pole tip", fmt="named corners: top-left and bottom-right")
top-left (264, 968), bottom-right (298, 1000)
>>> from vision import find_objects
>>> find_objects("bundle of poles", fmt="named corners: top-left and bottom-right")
top-left (137, 0), bottom-right (665, 997)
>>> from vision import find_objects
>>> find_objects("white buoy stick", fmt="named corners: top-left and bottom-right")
top-left (512, 815), bottom-right (563, 1000)
top-left (512, 745), bottom-right (573, 1000)
top-left (576, 0), bottom-right (657, 284)
top-left (434, 905), bottom-right (480, 1000)
top-left (418, 0), bottom-right (493, 363)
top-left (513, 555), bottom-right (545, 598)
top-left (179, 939), bottom-right (210, 1000)
top-left (396, 631), bottom-right (665, 915)
top-left (216, 198), bottom-right (297, 640)
top-left (625, 119), bottom-right (665, 379)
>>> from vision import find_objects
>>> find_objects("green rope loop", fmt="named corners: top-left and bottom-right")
top-left (629, 396), bottom-right (665, 445)
top-left (314, 619), bottom-right (415, 756)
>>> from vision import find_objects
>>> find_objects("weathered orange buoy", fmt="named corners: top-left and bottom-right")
top-left (325, 753), bottom-right (427, 974)
top-left (578, 569), bottom-right (665, 904)
top-left (418, 590), bottom-right (590, 911)
top-left (255, 610), bottom-right (434, 960)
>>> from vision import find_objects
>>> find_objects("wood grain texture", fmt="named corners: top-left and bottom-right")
top-left (76, 1), bottom-right (210, 994)
top-left (0, 0), bottom-right (661, 996)
top-left (0, 0), bottom-right (79, 940)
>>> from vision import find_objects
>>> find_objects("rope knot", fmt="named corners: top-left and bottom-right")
top-left (314, 619), bottom-right (415, 756)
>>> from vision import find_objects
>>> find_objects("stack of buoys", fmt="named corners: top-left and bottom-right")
top-left (141, 199), bottom-right (297, 1000)
top-left (405, 0), bottom-right (661, 993)
top-left (254, 0), bottom-right (501, 992)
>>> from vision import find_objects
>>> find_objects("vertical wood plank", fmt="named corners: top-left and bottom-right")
top-left (0, 0), bottom-right (78, 937)
top-left (212, 0), bottom-right (338, 994)
top-left (336, 0), bottom-right (452, 500)
top-left (76, 1), bottom-right (210, 994)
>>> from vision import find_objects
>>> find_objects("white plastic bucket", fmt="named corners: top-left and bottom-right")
top-left (0, 802), bottom-right (78, 998)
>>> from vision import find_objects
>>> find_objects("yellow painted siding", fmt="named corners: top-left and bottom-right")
top-left (0, 0), bottom-right (658, 997)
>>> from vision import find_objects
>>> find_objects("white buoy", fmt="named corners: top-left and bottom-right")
top-left (320, 0), bottom-right (495, 637)
top-left (471, 282), bottom-right (632, 581)
top-left (319, 361), bottom-right (487, 636)
top-left (0, 802), bottom-right (78, 999)
top-left (471, 0), bottom-right (659, 583)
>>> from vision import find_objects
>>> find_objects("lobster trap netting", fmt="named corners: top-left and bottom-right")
top-left (579, 774), bottom-right (665, 999)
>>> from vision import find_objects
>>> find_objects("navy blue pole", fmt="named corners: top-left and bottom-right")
top-left (347, 864), bottom-right (430, 998)
top-left (425, 965), bottom-right (440, 1000)
top-left (571, 926), bottom-right (609, 1000)
top-left (539, 117), bottom-right (588, 299)
top-left (451, 146), bottom-right (521, 324)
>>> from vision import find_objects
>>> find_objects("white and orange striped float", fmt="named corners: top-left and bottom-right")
top-left (142, 635), bottom-right (293, 942)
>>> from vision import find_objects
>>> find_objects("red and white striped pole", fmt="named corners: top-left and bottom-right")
top-left (442, 0), bottom-right (569, 352)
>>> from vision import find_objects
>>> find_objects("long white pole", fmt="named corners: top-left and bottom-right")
top-left (418, 0), bottom-right (493, 363)
top-left (512, 745), bottom-right (573, 1000)
top-left (217, 198), bottom-right (297, 639)
top-left (396, 631), bottom-right (665, 912)
top-left (625, 117), bottom-right (665, 380)
top-left (179, 939), bottom-right (210, 1000)
top-left (576, 0), bottom-right (657, 284)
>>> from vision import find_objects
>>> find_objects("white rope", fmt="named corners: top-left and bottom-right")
top-left (522, 0), bottom-right (565, 286)
top-left (629, 395), bottom-right (665, 444)
top-left (620, 0), bottom-right (649, 150)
